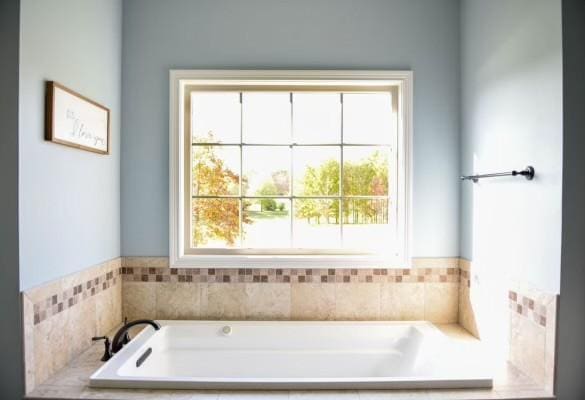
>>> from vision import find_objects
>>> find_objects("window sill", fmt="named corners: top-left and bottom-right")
top-left (170, 254), bottom-right (408, 269)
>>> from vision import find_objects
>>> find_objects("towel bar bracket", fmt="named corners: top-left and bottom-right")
top-left (460, 166), bottom-right (535, 183)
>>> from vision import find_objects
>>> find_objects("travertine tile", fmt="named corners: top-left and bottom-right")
top-left (543, 295), bottom-right (558, 393)
top-left (25, 278), bottom-right (62, 305)
top-left (33, 308), bottom-right (72, 386)
top-left (496, 388), bottom-right (554, 399)
top-left (122, 282), bottom-right (156, 320)
top-left (509, 311), bottom-right (546, 385)
top-left (23, 294), bottom-right (36, 394)
top-left (156, 283), bottom-right (201, 319)
top-left (358, 390), bottom-right (430, 399)
top-left (291, 283), bottom-right (336, 320)
top-left (44, 363), bottom-right (97, 387)
top-left (458, 284), bottom-right (480, 338)
top-left (245, 283), bottom-right (291, 320)
top-left (379, 283), bottom-right (424, 320)
top-left (205, 283), bottom-right (247, 320)
top-left (493, 362), bottom-right (538, 391)
top-left (23, 258), bottom-right (123, 394)
top-left (28, 384), bottom-right (85, 399)
top-left (424, 388), bottom-right (499, 399)
top-left (95, 284), bottom-right (122, 335)
top-left (67, 295), bottom-right (98, 363)
top-left (334, 283), bottom-right (380, 320)
top-left (424, 283), bottom-right (458, 323)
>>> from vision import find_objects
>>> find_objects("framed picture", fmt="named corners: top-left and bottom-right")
top-left (45, 81), bottom-right (110, 154)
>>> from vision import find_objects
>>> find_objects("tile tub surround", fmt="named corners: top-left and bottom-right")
top-left (121, 257), bottom-right (460, 323)
top-left (458, 258), bottom-right (480, 337)
top-left (25, 324), bottom-right (554, 400)
top-left (508, 287), bottom-right (558, 393)
top-left (20, 255), bottom-right (559, 399)
top-left (22, 258), bottom-right (123, 394)
top-left (457, 259), bottom-right (558, 394)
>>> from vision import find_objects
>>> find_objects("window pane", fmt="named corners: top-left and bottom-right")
top-left (293, 93), bottom-right (341, 144)
top-left (242, 146), bottom-right (290, 196)
top-left (343, 146), bottom-right (390, 196)
top-left (243, 199), bottom-right (291, 248)
top-left (293, 199), bottom-right (341, 248)
top-left (342, 198), bottom-right (391, 250)
top-left (242, 93), bottom-right (291, 144)
top-left (293, 147), bottom-right (340, 196)
top-left (192, 145), bottom-right (240, 196)
top-left (343, 93), bottom-right (393, 144)
top-left (191, 93), bottom-right (241, 143)
top-left (192, 198), bottom-right (241, 248)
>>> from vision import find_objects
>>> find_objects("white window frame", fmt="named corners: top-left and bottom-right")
top-left (170, 70), bottom-right (412, 268)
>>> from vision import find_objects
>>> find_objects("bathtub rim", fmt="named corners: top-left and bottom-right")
top-left (89, 320), bottom-right (493, 390)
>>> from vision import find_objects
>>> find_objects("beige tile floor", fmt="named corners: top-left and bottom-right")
top-left (26, 324), bottom-right (554, 400)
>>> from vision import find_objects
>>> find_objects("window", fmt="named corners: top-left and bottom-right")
top-left (170, 71), bottom-right (412, 267)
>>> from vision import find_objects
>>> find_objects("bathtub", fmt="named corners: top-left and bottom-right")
top-left (90, 321), bottom-right (493, 390)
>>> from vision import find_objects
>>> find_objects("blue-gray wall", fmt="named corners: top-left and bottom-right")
top-left (19, 0), bottom-right (123, 290)
top-left (557, 0), bottom-right (585, 397)
top-left (460, 0), bottom-right (563, 294)
top-left (0, 0), bottom-right (24, 397)
top-left (121, 0), bottom-right (461, 258)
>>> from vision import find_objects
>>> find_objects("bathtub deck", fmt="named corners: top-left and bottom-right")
top-left (26, 324), bottom-right (554, 400)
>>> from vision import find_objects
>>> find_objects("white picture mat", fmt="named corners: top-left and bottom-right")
top-left (52, 86), bottom-right (109, 152)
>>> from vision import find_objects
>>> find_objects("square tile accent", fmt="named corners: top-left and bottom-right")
top-left (508, 290), bottom-right (548, 327)
top-left (120, 261), bottom-right (460, 285)
top-left (22, 258), bottom-right (124, 394)
top-left (29, 263), bottom-right (121, 326)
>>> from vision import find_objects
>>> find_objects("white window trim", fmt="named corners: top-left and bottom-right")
top-left (169, 70), bottom-right (413, 268)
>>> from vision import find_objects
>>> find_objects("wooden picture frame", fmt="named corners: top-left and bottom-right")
top-left (45, 81), bottom-right (110, 154)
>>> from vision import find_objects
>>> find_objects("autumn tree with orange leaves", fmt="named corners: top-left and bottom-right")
top-left (191, 141), bottom-right (250, 247)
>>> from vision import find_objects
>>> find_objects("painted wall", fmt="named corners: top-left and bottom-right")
top-left (557, 0), bottom-right (585, 398)
top-left (460, 0), bottom-right (563, 295)
top-left (19, 0), bottom-right (123, 290)
top-left (121, 0), bottom-right (461, 258)
top-left (0, 0), bottom-right (24, 397)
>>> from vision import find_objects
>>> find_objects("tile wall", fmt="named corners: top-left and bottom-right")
top-left (508, 286), bottom-right (557, 393)
top-left (21, 256), bottom-right (558, 396)
top-left (120, 257), bottom-right (460, 323)
top-left (458, 258), bottom-right (558, 393)
top-left (22, 258), bottom-right (123, 394)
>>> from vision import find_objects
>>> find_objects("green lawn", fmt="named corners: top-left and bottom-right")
top-left (248, 210), bottom-right (289, 220)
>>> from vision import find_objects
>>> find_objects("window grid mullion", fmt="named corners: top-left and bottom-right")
top-left (289, 92), bottom-right (294, 248)
top-left (192, 90), bottom-right (393, 252)
top-left (239, 92), bottom-right (243, 248)
top-left (340, 93), bottom-right (344, 247)
top-left (192, 143), bottom-right (392, 147)
top-left (191, 195), bottom-right (389, 200)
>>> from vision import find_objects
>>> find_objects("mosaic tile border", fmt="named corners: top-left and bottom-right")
top-left (508, 290), bottom-right (548, 327)
top-left (31, 266), bottom-right (121, 326)
top-left (460, 268), bottom-right (471, 288)
top-left (28, 257), bottom-right (460, 326)
top-left (120, 266), bottom-right (460, 284)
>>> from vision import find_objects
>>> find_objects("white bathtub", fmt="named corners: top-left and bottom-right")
top-left (90, 321), bottom-right (493, 390)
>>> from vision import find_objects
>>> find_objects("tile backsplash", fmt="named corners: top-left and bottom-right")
top-left (121, 257), bottom-right (460, 323)
top-left (21, 255), bottom-right (558, 397)
top-left (457, 258), bottom-right (558, 394)
top-left (508, 285), bottom-right (557, 393)
top-left (22, 258), bottom-right (123, 394)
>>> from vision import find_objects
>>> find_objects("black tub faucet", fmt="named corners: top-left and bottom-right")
top-left (111, 319), bottom-right (161, 354)
top-left (91, 336), bottom-right (113, 361)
